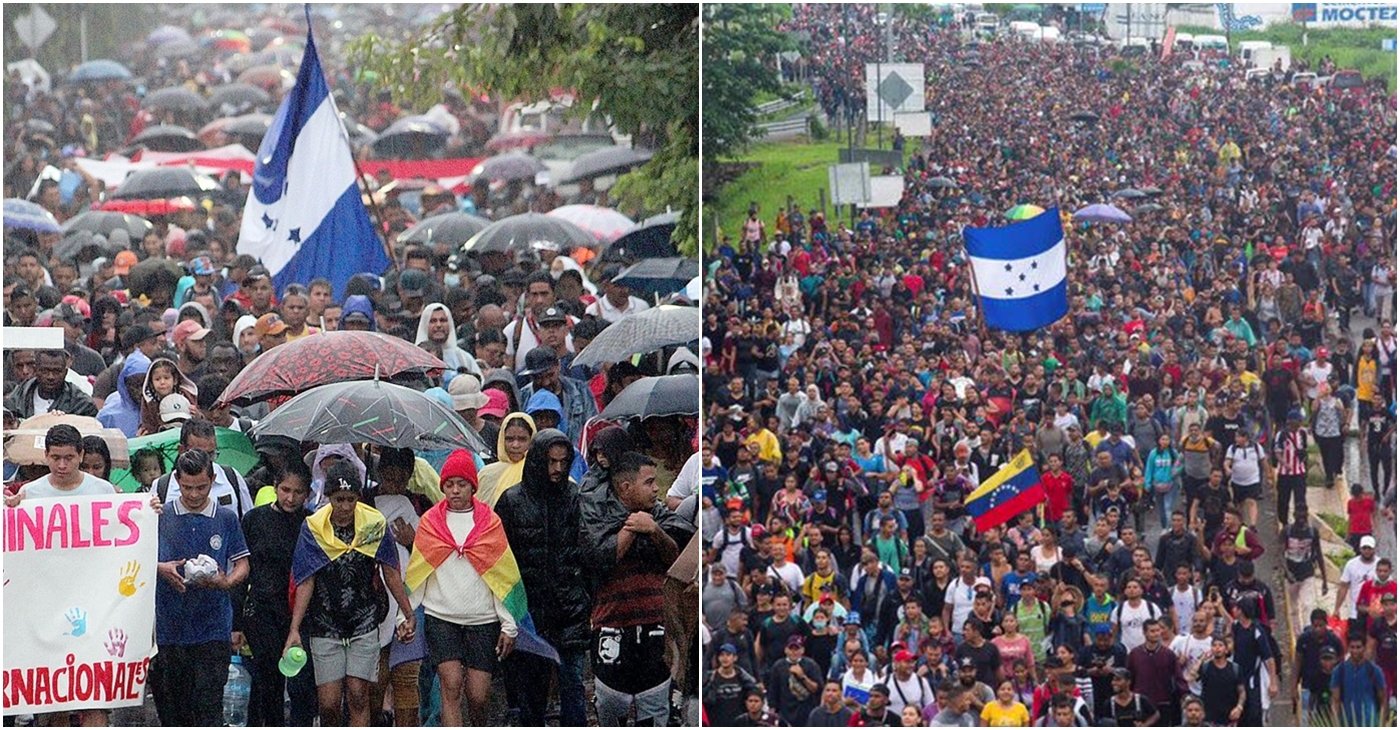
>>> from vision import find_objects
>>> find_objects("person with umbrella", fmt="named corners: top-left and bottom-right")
top-left (579, 450), bottom-right (695, 726)
top-left (495, 428), bottom-right (592, 726)
top-left (585, 264), bottom-right (651, 324)
top-left (285, 461), bottom-right (416, 728)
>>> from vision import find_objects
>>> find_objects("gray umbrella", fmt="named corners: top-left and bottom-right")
top-left (141, 87), bottom-right (209, 111)
top-left (62, 211), bottom-right (154, 240)
top-left (208, 83), bottom-right (271, 109)
top-left (612, 257), bottom-right (700, 298)
top-left (463, 213), bottom-right (596, 254)
top-left (1134, 203), bottom-right (1166, 214)
top-left (572, 305), bottom-right (699, 368)
top-left (599, 374), bottom-right (699, 421)
top-left (251, 379), bottom-right (486, 452)
top-left (927, 176), bottom-right (959, 189)
top-left (1112, 188), bottom-right (1147, 200)
top-left (131, 124), bottom-right (204, 153)
top-left (561, 146), bottom-right (654, 183)
top-left (472, 151), bottom-right (547, 183)
top-left (400, 212), bottom-right (492, 248)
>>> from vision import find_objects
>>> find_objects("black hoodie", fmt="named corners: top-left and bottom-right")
top-left (493, 428), bottom-right (592, 650)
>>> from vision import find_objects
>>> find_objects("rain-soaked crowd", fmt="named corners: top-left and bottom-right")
top-left (3, 10), bottom-right (700, 729)
top-left (700, 6), bottom-right (1396, 728)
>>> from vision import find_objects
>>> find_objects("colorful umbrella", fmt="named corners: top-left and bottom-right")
top-left (203, 29), bottom-right (252, 54)
top-left (109, 428), bottom-right (257, 492)
top-left (217, 331), bottom-right (449, 407)
top-left (250, 380), bottom-right (486, 452)
top-left (3, 198), bottom-right (61, 234)
top-left (1005, 204), bottom-right (1046, 221)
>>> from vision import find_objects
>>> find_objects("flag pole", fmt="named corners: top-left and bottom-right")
top-left (305, 2), bottom-right (399, 274)
top-left (964, 250), bottom-right (989, 339)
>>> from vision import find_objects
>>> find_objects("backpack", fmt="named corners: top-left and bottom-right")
top-left (1112, 599), bottom-right (1161, 629)
top-left (155, 465), bottom-right (244, 514)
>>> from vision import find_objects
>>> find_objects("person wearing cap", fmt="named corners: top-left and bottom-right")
top-left (232, 265), bottom-right (278, 317)
top-left (253, 312), bottom-right (290, 353)
top-left (517, 344), bottom-right (596, 452)
top-left (173, 318), bottom-right (211, 381)
top-left (765, 633), bottom-right (821, 725)
top-left (503, 271), bottom-right (575, 371)
top-left (393, 268), bottom-right (431, 320)
top-left (157, 393), bottom-right (194, 431)
top-left (884, 646), bottom-right (934, 717)
top-left (238, 460), bottom-right (318, 726)
top-left (48, 300), bottom-right (106, 376)
top-left (1293, 609), bottom-right (1345, 724)
top-left (1356, 556), bottom-right (1396, 632)
top-left (285, 460), bottom-right (415, 727)
top-left (175, 255), bottom-right (220, 309)
top-left (338, 294), bottom-right (376, 332)
top-left (151, 447), bottom-right (249, 727)
top-left (1336, 533), bottom-right (1381, 630)
top-left (584, 265), bottom-right (650, 324)
top-left (703, 642), bottom-right (761, 727)
top-left (4, 348), bottom-right (97, 418)
top-left (1103, 666), bottom-right (1158, 725)
top-left (445, 373), bottom-right (489, 431)
top-left (415, 303), bottom-right (483, 378)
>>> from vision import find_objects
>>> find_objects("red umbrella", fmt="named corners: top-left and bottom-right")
top-left (217, 331), bottom-right (449, 407)
top-left (100, 197), bottom-right (198, 215)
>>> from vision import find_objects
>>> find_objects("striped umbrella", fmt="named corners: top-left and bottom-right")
top-left (1005, 204), bottom-right (1045, 221)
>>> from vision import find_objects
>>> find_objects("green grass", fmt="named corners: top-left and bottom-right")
top-left (1318, 511), bottom-right (1350, 538)
top-left (1326, 547), bottom-right (1356, 570)
top-left (1175, 23), bottom-right (1396, 92)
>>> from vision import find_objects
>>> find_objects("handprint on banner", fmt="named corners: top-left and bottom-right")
top-left (104, 628), bottom-right (128, 658)
top-left (63, 607), bottom-right (87, 637)
top-left (118, 561), bottom-right (146, 597)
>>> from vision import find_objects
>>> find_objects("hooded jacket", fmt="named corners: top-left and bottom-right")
top-left (340, 295), bottom-right (377, 332)
top-left (95, 351), bottom-right (150, 436)
top-left (493, 428), bottom-right (591, 649)
top-left (481, 370), bottom-right (523, 416)
top-left (414, 303), bottom-right (482, 378)
top-left (5, 373), bottom-right (100, 419)
top-left (309, 444), bottom-right (367, 511)
top-left (477, 412), bottom-right (536, 507)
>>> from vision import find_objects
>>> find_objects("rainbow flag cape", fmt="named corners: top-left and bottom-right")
top-left (405, 497), bottom-right (559, 662)
top-left (292, 502), bottom-right (397, 585)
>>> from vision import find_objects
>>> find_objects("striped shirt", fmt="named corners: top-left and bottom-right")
top-left (1273, 428), bottom-right (1309, 476)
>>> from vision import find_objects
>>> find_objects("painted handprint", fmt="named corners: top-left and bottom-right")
top-left (63, 607), bottom-right (87, 637)
top-left (104, 628), bottom-right (128, 658)
top-left (118, 561), bottom-right (146, 597)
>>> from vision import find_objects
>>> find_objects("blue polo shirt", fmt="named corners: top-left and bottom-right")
top-left (156, 498), bottom-right (249, 646)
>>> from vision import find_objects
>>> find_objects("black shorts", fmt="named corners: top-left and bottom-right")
top-left (591, 624), bottom-right (670, 696)
top-left (1232, 481), bottom-right (1261, 502)
top-left (423, 615), bottom-right (501, 674)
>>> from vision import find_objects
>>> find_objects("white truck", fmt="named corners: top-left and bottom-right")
top-left (1250, 46), bottom-right (1292, 71)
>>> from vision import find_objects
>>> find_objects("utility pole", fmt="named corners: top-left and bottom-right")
top-left (79, 7), bottom-right (89, 63)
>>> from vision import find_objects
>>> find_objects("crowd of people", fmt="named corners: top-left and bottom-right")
top-left (2, 8), bottom-right (702, 729)
top-left (701, 6), bottom-right (1395, 728)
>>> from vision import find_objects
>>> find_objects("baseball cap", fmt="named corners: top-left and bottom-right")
top-left (114, 250), bottom-right (138, 276)
top-left (254, 313), bottom-right (288, 337)
top-left (819, 592), bottom-right (835, 603)
top-left (1361, 536), bottom-right (1377, 549)
top-left (398, 269), bottom-right (428, 298)
top-left (537, 306), bottom-right (567, 325)
top-left (245, 265), bottom-right (271, 282)
top-left (898, 567), bottom-right (913, 579)
top-left (812, 489), bottom-right (827, 502)
top-left (159, 393), bottom-right (193, 423)
top-left (823, 460), bottom-right (839, 472)
top-left (447, 373), bottom-right (490, 411)
top-left (518, 345), bottom-right (560, 376)
top-left (893, 650), bottom-right (916, 663)
top-left (785, 634), bottom-right (805, 649)
top-left (121, 323), bottom-right (159, 350)
top-left (1111, 667), bottom-right (1132, 681)
top-left (1317, 347), bottom-right (1330, 358)
top-left (869, 683), bottom-right (890, 697)
top-left (718, 643), bottom-right (738, 655)
top-left (1093, 624), bottom-right (1113, 636)
top-left (844, 611), bottom-right (862, 626)
top-left (173, 319), bottom-right (211, 347)
top-left (957, 656), bottom-right (975, 669)
top-left (973, 576), bottom-right (993, 592)
top-left (1320, 645), bottom-right (1339, 659)
top-left (189, 256), bottom-right (216, 276)
top-left (479, 390), bottom-right (510, 419)
top-left (52, 302), bottom-right (86, 325)
top-left (342, 309), bottom-right (372, 325)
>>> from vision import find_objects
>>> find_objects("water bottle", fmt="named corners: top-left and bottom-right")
top-left (223, 655), bottom-right (250, 727)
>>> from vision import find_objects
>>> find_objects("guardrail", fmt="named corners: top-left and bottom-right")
top-left (758, 117), bottom-right (809, 136)
top-left (755, 93), bottom-right (804, 116)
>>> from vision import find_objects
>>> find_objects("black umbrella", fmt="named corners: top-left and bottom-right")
top-left (400, 213), bottom-right (492, 248)
top-left (573, 305), bottom-right (699, 368)
top-left (131, 124), bottom-right (204, 152)
top-left (611, 257), bottom-right (699, 299)
top-left (472, 151), bottom-right (546, 183)
top-left (110, 168), bottom-right (219, 200)
top-left (603, 211), bottom-right (680, 263)
top-left (208, 83), bottom-right (270, 109)
top-left (1139, 186), bottom-right (1163, 196)
top-left (251, 379), bottom-right (487, 452)
top-left (1134, 203), bottom-right (1166, 214)
top-left (53, 230), bottom-right (112, 262)
top-left (127, 258), bottom-right (183, 299)
top-left (340, 113), bottom-right (379, 146)
top-left (463, 213), bottom-right (596, 254)
top-left (222, 113), bottom-right (272, 146)
top-left (927, 176), bottom-right (959, 189)
top-left (61, 211), bottom-right (153, 240)
top-left (1112, 188), bottom-right (1147, 200)
top-left (141, 87), bottom-right (209, 111)
top-left (372, 117), bottom-right (448, 159)
top-left (1068, 110), bottom-right (1100, 122)
top-left (561, 146), bottom-right (654, 183)
top-left (599, 374), bottom-right (699, 420)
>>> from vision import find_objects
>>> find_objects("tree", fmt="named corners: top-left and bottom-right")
top-left (701, 4), bottom-right (791, 165)
top-left (349, 4), bottom-right (698, 255)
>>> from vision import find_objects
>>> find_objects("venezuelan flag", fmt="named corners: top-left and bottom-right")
top-left (405, 497), bottom-right (559, 662)
top-left (292, 502), bottom-right (397, 585)
top-left (964, 450), bottom-right (1045, 532)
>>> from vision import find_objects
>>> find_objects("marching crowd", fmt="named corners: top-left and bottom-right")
top-left (700, 7), bottom-right (1396, 728)
top-left (3, 12), bottom-right (700, 730)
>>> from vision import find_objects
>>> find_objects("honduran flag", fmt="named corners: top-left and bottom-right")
top-left (964, 450), bottom-right (1045, 532)
top-left (963, 207), bottom-right (1069, 332)
top-left (404, 497), bottom-right (560, 663)
top-left (238, 5), bottom-right (391, 300)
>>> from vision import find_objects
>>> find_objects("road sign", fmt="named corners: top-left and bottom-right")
top-left (829, 163), bottom-right (871, 206)
top-left (12, 6), bottom-right (57, 50)
top-left (865, 63), bottom-right (925, 123)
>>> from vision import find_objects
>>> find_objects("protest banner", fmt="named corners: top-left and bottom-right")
top-left (3, 494), bottom-right (158, 715)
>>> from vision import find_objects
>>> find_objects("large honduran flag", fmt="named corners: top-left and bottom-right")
top-left (238, 8), bottom-right (390, 299)
top-left (963, 207), bottom-right (1069, 332)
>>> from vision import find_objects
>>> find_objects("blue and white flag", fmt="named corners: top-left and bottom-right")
top-left (963, 207), bottom-right (1068, 332)
top-left (238, 11), bottom-right (390, 299)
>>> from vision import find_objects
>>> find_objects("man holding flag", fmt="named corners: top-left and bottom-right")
top-left (964, 450), bottom-right (1048, 533)
top-left (963, 208), bottom-right (1069, 333)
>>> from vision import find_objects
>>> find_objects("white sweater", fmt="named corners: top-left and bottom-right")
top-left (421, 509), bottom-right (518, 636)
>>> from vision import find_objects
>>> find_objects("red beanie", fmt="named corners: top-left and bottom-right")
top-left (440, 449), bottom-right (478, 488)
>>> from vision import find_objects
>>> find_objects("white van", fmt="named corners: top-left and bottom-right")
top-left (974, 12), bottom-right (999, 35)
top-left (1008, 21), bottom-right (1040, 40)
top-left (1193, 35), bottom-right (1228, 52)
top-left (1173, 33), bottom-right (1195, 51)
top-left (1238, 40), bottom-right (1272, 65)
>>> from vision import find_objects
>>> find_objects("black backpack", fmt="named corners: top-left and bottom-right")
top-left (154, 465), bottom-right (245, 514)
